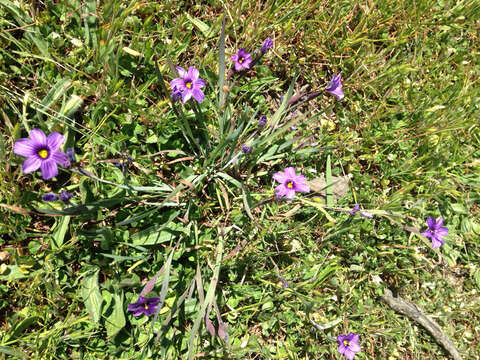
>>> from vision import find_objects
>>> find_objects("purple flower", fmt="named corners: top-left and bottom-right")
top-left (42, 193), bottom-right (59, 202)
top-left (261, 37), bottom-right (273, 54)
top-left (60, 190), bottom-right (73, 203)
top-left (273, 167), bottom-right (310, 201)
top-left (349, 204), bottom-right (374, 218)
top-left (13, 129), bottom-right (70, 180)
top-left (349, 204), bottom-right (360, 215)
top-left (337, 333), bottom-right (361, 360)
top-left (258, 115), bottom-right (267, 127)
top-left (231, 49), bottom-right (252, 71)
top-left (171, 85), bottom-right (182, 101)
top-left (421, 217), bottom-right (448, 248)
top-left (241, 144), bottom-right (251, 154)
top-left (170, 66), bottom-right (205, 103)
top-left (127, 296), bottom-right (162, 317)
top-left (66, 148), bottom-right (76, 164)
top-left (326, 74), bottom-right (344, 100)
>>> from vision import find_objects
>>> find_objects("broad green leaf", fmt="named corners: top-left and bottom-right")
top-left (186, 14), bottom-right (211, 37)
top-left (105, 292), bottom-right (126, 338)
top-left (0, 345), bottom-right (28, 360)
top-left (10, 316), bottom-right (40, 339)
top-left (81, 268), bottom-right (103, 323)
top-left (0, 264), bottom-right (32, 281)
top-left (52, 215), bottom-right (70, 249)
top-left (131, 222), bottom-right (183, 245)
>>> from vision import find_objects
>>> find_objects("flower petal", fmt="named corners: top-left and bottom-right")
top-left (52, 150), bottom-right (70, 167)
top-left (170, 78), bottom-right (185, 90)
top-left (231, 54), bottom-right (238, 62)
top-left (337, 344), bottom-right (348, 355)
top-left (273, 171), bottom-right (287, 183)
top-left (40, 159), bottom-right (58, 179)
top-left (22, 156), bottom-right (42, 174)
top-left (194, 78), bottom-right (205, 88)
top-left (426, 217), bottom-right (436, 229)
top-left (47, 132), bottom-right (65, 151)
top-left (176, 66), bottom-right (186, 77)
top-left (275, 184), bottom-right (287, 198)
top-left (431, 237), bottom-right (444, 248)
top-left (344, 348), bottom-right (356, 360)
top-left (285, 189), bottom-right (296, 200)
top-left (187, 67), bottom-right (199, 80)
top-left (284, 167), bottom-right (296, 178)
top-left (13, 138), bottom-right (36, 157)
top-left (349, 342), bottom-right (361, 352)
top-left (435, 216), bottom-right (444, 228)
top-left (29, 129), bottom-right (47, 147)
top-left (145, 306), bottom-right (158, 316)
top-left (127, 303), bottom-right (138, 311)
top-left (330, 88), bottom-right (344, 100)
top-left (421, 230), bottom-right (432, 239)
top-left (294, 182), bottom-right (310, 193)
top-left (437, 227), bottom-right (448, 236)
top-left (192, 88), bottom-right (204, 103)
top-left (234, 62), bottom-right (243, 71)
top-left (132, 309), bottom-right (145, 316)
top-left (181, 90), bottom-right (192, 103)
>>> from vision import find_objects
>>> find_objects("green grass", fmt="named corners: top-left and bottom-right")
top-left (1, 0), bottom-right (479, 359)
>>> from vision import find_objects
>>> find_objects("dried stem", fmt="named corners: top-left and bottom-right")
top-left (381, 288), bottom-right (462, 360)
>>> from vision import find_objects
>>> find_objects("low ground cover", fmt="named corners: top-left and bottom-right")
top-left (0, 1), bottom-right (479, 359)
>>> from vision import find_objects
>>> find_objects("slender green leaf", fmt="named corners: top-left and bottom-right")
top-left (36, 78), bottom-right (71, 121)
top-left (186, 14), bottom-right (211, 37)
top-left (218, 15), bottom-right (226, 113)
top-left (325, 155), bottom-right (333, 206)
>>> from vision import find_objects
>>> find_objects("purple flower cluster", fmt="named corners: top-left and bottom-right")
top-left (258, 115), bottom-right (267, 127)
top-left (43, 190), bottom-right (73, 204)
top-left (128, 296), bottom-right (162, 317)
top-left (349, 204), bottom-right (374, 218)
top-left (13, 129), bottom-right (70, 180)
top-left (231, 49), bottom-right (252, 71)
top-left (422, 216), bottom-right (448, 248)
top-left (241, 144), bottom-right (251, 154)
top-left (170, 66), bottom-right (205, 103)
top-left (261, 37), bottom-right (273, 54)
top-left (273, 167), bottom-right (310, 200)
top-left (337, 333), bottom-right (361, 360)
top-left (326, 74), bottom-right (344, 100)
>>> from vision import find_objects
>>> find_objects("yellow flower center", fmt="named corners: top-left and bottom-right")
top-left (38, 149), bottom-right (48, 159)
top-left (239, 57), bottom-right (244, 64)
top-left (343, 340), bottom-right (349, 346)
top-left (185, 81), bottom-right (192, 89)
top-left (286, 181), bottom-right (293, 189)
top-left (144, 304), bottom-right (149, 310)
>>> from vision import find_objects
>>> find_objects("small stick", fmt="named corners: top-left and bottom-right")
top-left (381, 288), bottom-right (462, 360)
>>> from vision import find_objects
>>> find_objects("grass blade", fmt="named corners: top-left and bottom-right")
top-left (187, 230), bottom-right (225, 360)
top-left (218, 14), bottom-right (226, 112)
top-left (325, 154), bottom-right (333, 207)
